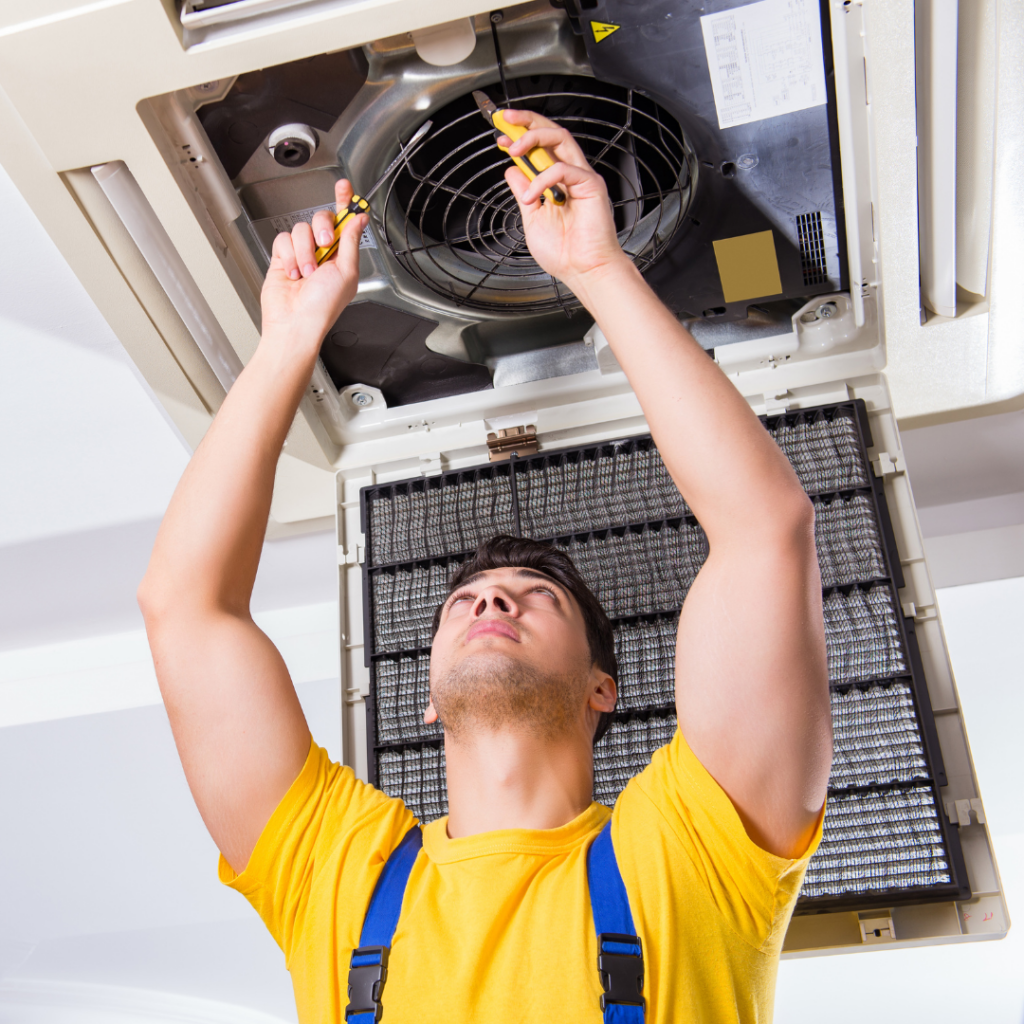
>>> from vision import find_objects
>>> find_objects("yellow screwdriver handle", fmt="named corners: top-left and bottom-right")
top-left (314, 195), bottom-right (371, 265)
top-left (491, 110), bottom-right (567, 206)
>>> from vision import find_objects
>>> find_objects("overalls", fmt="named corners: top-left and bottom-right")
top-left (344, 820), bottom-right (646, 1023)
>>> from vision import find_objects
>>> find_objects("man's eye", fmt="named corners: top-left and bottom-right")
top-left (449, 591), bottom-right (473, 606)
top-left (531, 586), bottom-right (556, 598)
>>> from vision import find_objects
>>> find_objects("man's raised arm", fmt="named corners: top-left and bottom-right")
top-left (138, 181), bottom-right (367, 874)
top-left (502, 112), bottom-right (831, 858)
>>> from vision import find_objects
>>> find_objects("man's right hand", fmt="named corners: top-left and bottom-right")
top-left (260, 177), bottom-right (367, 345)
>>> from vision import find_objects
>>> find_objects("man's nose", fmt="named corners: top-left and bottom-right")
top-left (471, 587), bottom-right (519, 617)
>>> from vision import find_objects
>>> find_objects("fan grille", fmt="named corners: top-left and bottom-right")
top-left (381, 78), bottom-right (694, 314)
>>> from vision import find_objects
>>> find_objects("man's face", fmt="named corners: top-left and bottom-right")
top-left (426, 567), bottom-right (613, 740)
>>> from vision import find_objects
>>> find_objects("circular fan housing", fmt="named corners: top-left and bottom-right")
top-left (381, 76), bottom-right (695, 315)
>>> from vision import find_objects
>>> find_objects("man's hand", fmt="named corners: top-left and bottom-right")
top-left (260, 177), bottom-right (367, 344)
top-left (499, 110), bottom-right (628, 287)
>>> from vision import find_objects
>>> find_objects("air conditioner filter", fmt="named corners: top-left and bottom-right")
top-left (359, 400), bottom-right (969, 911)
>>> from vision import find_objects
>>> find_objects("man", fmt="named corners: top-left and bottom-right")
top-left (139, 110), bottom-right (832, 1022)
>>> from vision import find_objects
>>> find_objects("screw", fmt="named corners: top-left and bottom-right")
top-left (195, 81), bottom-right (220, 93)
top-left (351, 391), bottom-right (373, 407)
top-left (818, 302), bottom-right (838, 319)
top-left (490, 10), bottom-right (504, 23)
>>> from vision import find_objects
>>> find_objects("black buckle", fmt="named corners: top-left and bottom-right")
top-left (345, 946), bottom-right (390, 1021)
top-left (597, 933), bottom-right (645, 1010)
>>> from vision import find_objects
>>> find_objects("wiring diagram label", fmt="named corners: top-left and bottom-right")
top-left (700, 0), bottom-right (827, 129)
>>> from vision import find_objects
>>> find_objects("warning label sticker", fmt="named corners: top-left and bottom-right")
top-left (591, 20), bottom-right (620, 42)
top-left (700, 0), bottom-right (827, 130)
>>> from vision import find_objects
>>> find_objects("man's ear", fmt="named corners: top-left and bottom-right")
top-left (587, 668), bottom-right (617, 714)
top-left (424, 698), bottom-right (439, 725)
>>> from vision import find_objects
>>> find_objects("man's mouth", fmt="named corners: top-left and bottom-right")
top-left (465, 619), bottom-right (520, 643)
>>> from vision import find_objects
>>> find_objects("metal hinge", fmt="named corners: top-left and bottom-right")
top-left (487, 425), bottom-right (538, 462)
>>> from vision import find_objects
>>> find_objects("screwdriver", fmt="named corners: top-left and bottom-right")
top-left (473, 91), bottom-right (566, 206)
top-left (314, 120), bottom-right (433, 265)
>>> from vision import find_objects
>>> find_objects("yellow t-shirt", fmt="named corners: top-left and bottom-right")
top-left (220, 731), bottom-right (821, 1023)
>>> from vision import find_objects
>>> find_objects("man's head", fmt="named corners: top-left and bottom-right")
top-left (426, 536), bottom-right (617, 745)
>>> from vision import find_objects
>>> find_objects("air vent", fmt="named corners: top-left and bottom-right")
top-left (797, 210), bottom-right (829, 286)
top-left (381, 78), bottom-right (694, 314)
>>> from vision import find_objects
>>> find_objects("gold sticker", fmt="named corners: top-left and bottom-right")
top-left (591, 21), bottom-right (621, 42)
top-left (712, 230), bottom-right (783, 304)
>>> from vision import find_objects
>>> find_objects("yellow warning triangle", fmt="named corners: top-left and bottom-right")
top-left (591, 20), bottom-right (620, 42)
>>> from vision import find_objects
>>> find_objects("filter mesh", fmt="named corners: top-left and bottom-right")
top-left (613, 618), bottom-right (678, 710)
top-left (369, 472), bottom-right (515, 566)
top-left (815, 494), bottom-right (887, 587)
top-left (517, 443), bottom-right (689, 537)
top-left (374, 656), bottom-right (441, 745)
top-left (372, 562), bottom-right (459, 654)
top-left (555, 524), bottom-right (707, 619)
top-left (771, 412), bottom-right (869, 494)
top-left (828, 682), bottom-right (928, 789)
top-left (824, 585), bottom-right (906, 683)
top-left (363, 403), bottom-right (961, 907)
top-left (802, 785), bottom-right (950, 897)
top-left (377, 745), bottom-right (449, 824)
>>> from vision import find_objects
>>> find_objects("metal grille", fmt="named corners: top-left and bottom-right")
top-left (797, 211), bottom-right (829, 287)
top-left (360, 400), bottom-right (967, 910)
top-left (381, 78), bottom-right (693, 314)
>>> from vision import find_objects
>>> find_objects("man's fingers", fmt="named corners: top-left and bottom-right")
top-left (333, 211), bottom-right (367, 278)
top-left (521, 160), bottom-right (604, 205)
top-left (500, 108), bottom-right (560, 132)
top-left (291, 220), bottom-right (317, 278)
top-left (334, 177), bottom-right (354, 209)
top-left (504, 165), bottom-right (538, 209)
top-left (506, 126), bottom-right (588, 169)
top-left (270, 231), bottom-right (301, 281)
top-left (311, 208), bottom-right (337, 250)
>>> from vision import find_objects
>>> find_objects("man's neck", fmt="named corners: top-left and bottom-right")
top-left (443, 727), bottom-right (595, 838)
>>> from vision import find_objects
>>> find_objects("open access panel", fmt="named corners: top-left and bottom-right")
top-left (337, 357), bottom-right (1008, 954)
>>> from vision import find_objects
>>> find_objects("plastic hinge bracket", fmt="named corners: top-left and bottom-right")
top-left (944, 798), bottom-right (986, 827)
top-left (872, 451), bottom-right (905, 476)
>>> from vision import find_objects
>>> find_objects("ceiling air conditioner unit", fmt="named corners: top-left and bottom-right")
top-left (0, 0), bottom-right (1013, 955)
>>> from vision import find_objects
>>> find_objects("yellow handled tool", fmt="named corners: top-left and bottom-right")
top-left (313, 195), bottom-right (369, 265)
top-left (314, 120), bottom-right (433, 266)
top-left (472, 91), bottom-right (567, 206)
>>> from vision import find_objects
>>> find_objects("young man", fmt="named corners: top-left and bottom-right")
top-left (139, 111), bottom-right (831, 1022)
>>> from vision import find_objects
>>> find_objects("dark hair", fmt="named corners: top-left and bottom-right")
top-left (430, 535), bottom-right (617, 743)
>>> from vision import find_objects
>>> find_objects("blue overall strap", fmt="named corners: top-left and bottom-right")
top-left (345, 825), bottom-right (422, 1024)
top-left (587, 820), bottom-right (645, 1023)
